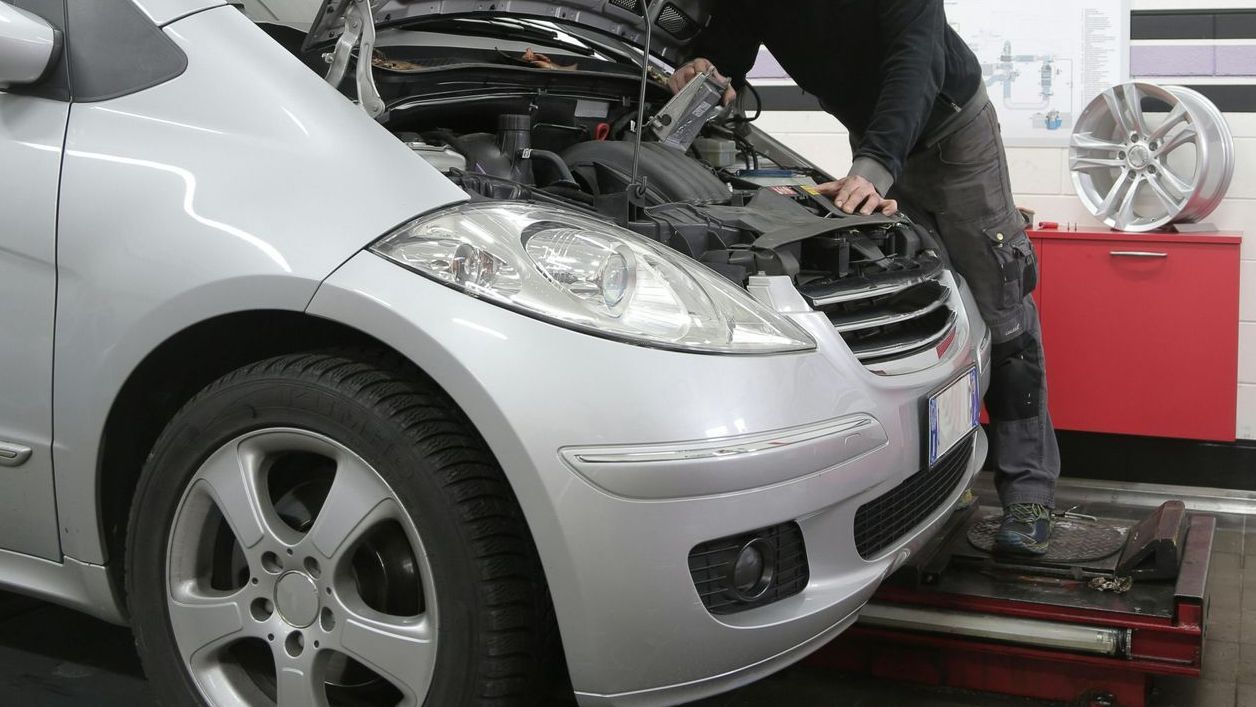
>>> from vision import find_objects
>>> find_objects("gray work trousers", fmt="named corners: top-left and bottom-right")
top-left (890, 100), bottom-right (1061, 509)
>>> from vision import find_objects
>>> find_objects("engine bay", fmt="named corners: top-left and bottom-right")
top-left (374, 54), bottom-right (941, 300)
top-left (277, 14), bottom-right (949, 319)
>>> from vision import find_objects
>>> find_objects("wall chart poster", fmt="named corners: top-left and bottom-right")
top-left (943, 0), bottom-right (1130, 146)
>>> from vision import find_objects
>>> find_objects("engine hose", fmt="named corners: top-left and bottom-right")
top-left (526, 149), bottom-right (579, 188)
top-left (542, 184), bottom-right (597, 206)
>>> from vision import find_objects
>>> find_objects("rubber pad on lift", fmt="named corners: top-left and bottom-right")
top-left (967, 515), bottom-right (1127, 563)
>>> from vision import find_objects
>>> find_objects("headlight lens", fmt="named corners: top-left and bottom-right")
top-left (371, 202), bottom-right (815, 354)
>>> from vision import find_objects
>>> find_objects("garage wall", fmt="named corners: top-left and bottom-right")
top-left (750, 4), bottom-right (1256, 440)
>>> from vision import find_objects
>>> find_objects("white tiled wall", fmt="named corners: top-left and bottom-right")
top-left (755, 110), bottom-right (1256, 439)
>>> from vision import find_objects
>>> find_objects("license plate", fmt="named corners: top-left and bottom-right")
top-left (927, 367), bottom-right (980, 467)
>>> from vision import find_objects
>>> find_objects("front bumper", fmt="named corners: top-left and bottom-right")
top-left (568, 428), bottom-right (986, 707)
top-left (309, 252), bottom-right (990, 707)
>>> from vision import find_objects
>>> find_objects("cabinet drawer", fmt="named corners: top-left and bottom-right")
top-left (1038, 239), bottom-right (1239, 441)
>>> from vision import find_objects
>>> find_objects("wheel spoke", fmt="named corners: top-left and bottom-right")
top-left (1070, 155), bottom-right (1125, 171)
top-left (1149, 103), bottom-right (1189, 141)
top-left (1071, 133), bottom-right (1124, 152)
top-left (167, 427), bottom-right (442, 707)
top-left (1158, 165), bottom-right (1194, 195)
top-left (1115, 173), bottom-right (1144, 226)
top-left (337, 614), bottom-right (436, 703)
top-left (1146, 172), bottom-right (1185, 213)
top-left (1160, 125), bottom-right (1198, 155)
top-left (168, 589), bottom-right (249, 663)
top-left (306, 455), bottom-right (398, 561)
top-left (195, 442), bottom-right (269, 550)
top-left (1070, 82), bottom-right (1230, 231)
top-left (1121, 83), bottom-right (1150, 136)
top-left (276, 664), bottom-right (329, 707)
top-left (1102, 88), bottom-right (1133, 134)
top-left (1096, 171), bottom-right (1133, 218)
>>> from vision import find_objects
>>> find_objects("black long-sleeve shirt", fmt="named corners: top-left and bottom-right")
top-left (688, 0), bottom-right (982, 193)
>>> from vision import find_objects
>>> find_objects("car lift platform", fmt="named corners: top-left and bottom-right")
top-left (808, 502), bottom-right (1215, 706)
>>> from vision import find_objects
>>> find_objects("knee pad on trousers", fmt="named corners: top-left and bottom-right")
top-left (986, 332), bottom-right (1044, 422)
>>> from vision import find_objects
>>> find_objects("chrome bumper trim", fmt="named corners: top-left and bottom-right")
top-left (561, 414), bottom-right (888, 500)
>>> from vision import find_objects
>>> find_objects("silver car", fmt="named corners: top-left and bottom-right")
top-left (0, 0), bottom-right (990, 705)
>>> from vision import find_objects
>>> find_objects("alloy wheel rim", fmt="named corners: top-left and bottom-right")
top-left (165, 428), bottom-right (438, 707)
top-left (1069, 82), bottom-right (1234, 232)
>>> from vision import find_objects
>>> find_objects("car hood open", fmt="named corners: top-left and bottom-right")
top-left (303, 0), bottom-right (712, 63)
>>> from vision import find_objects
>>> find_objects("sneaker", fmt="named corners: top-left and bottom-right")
top-left (994, 503), bottom-right (1053, 556)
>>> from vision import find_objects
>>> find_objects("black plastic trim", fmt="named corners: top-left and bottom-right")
top-left (688, 522), bottom-right (809, 616)
top-left (64, 0), bottom-right (189, 103)
top-left (854, 432), bottom-right (975, 560)
top-left (33, 28), bottom-right (65, 84)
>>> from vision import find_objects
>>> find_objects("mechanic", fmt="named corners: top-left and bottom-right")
top-left (670, 0), bottom-right (1061, 555)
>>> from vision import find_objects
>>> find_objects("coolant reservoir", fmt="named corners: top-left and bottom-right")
top-left (694, 137), bottom-right (738, 169)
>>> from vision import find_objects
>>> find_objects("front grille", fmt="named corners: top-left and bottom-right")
top-left (800, 255), bottom-right (958, 368)
top-left (688, 522), bottom-right (809, 615)
top-left (853, 433), bottom-right (975, 559)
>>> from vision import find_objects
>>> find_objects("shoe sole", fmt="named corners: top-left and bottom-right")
top-left (994, 542), bottom-right (1050, 557)
top-left (994, 530), bottom-right (1051, 556)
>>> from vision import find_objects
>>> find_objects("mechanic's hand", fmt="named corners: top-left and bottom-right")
top-left (817, 177), bottom-right (899, 216)
top-left (669, 58), bottom-right (738, 106)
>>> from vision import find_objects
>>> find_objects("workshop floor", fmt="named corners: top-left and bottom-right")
top-left (2, 478), bottom-right (1253, 707)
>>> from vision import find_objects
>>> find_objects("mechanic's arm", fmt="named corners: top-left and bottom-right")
top-left (669, 1), bottom-right (759, 105)
top-left (830, 0), bottom-right (947, 215)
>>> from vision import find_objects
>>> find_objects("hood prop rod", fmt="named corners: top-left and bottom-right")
top-left (626, 0), bottom-right (657, 213)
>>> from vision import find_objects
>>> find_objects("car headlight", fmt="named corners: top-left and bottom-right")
top-left (370, 202), bottom-right (815, 354)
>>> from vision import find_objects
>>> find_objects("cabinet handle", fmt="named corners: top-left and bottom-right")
top-left (1109, 251), bottom-right (1168, 258)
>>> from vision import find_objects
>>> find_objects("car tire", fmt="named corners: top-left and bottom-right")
top-left (126, 350), bottom-right (556, 706)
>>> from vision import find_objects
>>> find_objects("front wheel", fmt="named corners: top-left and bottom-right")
top-left (126, 352), bottom-right (555, 706)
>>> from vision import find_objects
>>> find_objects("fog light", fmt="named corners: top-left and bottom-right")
top-left (689, 522), bottom-right (807, 615)
top-left (730, 539), bottom-right (775, 601)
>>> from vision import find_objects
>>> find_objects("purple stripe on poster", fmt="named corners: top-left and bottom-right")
top-left (1216, 45), bottom-right (1256, 76)
top-left (748, 48), bottom-right (788, 79)
top-left (1130, 45), bottom-right (1215, 76)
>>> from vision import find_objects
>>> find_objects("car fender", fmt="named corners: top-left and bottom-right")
top-left (55, 5), bottom-right (466, 563)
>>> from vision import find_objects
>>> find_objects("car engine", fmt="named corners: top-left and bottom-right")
top-left (393, 111), bottom-right (940, 285)
top-left (339, 36), bottom-right (959, 369)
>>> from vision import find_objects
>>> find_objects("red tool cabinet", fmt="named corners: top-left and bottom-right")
top-left (1026, 228), bottom-right (1242, 442)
